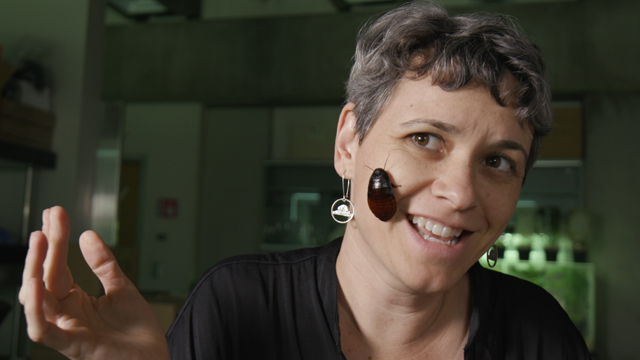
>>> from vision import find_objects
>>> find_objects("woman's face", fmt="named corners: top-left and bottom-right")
top-left (336, 76), bottom-right (532, 294)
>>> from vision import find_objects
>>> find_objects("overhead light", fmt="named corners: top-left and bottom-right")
top-left (330, 0), bottom-right (395, 12)
top-left (109, 0), bottom-right (168, 16)
top-left (343, 0), bottom-right (394, 3)
top-left (108, 0), bottom-right (201, 19)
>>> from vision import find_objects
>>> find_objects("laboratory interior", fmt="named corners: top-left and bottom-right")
top-left (0, 0), bottom-right (639, 359)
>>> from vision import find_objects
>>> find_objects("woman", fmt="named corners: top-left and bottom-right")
top-left (20, 1), bottom-right (590, 359)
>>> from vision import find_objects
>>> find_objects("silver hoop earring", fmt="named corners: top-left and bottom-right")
top-left (331, 173), bottom-right (355, 224)
top-left (486, 244), bottom-right (498, 268)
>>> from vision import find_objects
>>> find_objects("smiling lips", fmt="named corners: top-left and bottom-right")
top-left (409, 215), bottom-right (463, 246)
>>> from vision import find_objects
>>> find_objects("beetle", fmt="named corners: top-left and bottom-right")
top-left (367, 154), bottom-right (399, 222)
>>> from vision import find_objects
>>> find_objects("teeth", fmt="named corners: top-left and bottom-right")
top-left (409, 215), bottom-right (464, 246)
top-left (432, 223), bottom-right (443, 236)
top-left (421, 233), bottom-right (460, 246)
top-left (425, 220), bottom-right (434, 232)
top-left (441, 226), bottom-right (452, 237)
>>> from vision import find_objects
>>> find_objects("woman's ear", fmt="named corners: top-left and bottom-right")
top-left (334, 103), bottom-right (358, 179)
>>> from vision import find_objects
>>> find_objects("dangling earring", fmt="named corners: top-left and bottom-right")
top-left (331, 173), bottom-right (355, 224)
top-left (486, 244), bottom-right (498, 268)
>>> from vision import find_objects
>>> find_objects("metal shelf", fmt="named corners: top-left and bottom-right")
top-left (0, 141), bottom-right (56, 169)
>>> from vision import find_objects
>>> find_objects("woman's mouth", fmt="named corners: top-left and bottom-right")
top-left (409, 215), bottom-right (463, 246)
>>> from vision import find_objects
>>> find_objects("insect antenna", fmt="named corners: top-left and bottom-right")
top-left (383, 152), bottom-right (391, 170)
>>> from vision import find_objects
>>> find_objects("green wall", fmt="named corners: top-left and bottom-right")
top-left (197, 107), bottom-right (271, 274)
top-left (123, 102), bottom-right (203, 296)
top-left (584, 93), bottom-right (640, 359)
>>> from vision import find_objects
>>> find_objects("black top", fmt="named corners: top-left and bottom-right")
top-left (166, 238), bottom-right (591, 359)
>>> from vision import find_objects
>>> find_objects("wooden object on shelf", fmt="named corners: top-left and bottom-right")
top-left (0, 98), bottom-right (55, 150)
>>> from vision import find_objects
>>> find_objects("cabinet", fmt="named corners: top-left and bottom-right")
top-left (0, 140), bottom-right (56, 360)
top-left (262, 160), bottom-right (342, 253)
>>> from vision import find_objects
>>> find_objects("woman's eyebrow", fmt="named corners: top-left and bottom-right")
top-left (400, 118), bottom-right (461, 134)
top-left (495, 140), bottom-right (529, 160)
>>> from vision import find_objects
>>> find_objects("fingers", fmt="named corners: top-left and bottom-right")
top-left (42, 208), bottom-right (50, 238)
top-left (22, 242), bottom-right (69, 348)
top-left (42, 206), bottom-right (74, 300)
top-left (24, 278), bottom-right (69, 348)
top-left (20, 231), bottom-right (48, 305)
top-left (79, 230), bottom-right (134, 294)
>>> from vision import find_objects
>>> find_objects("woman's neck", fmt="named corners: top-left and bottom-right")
top-left (335, 235), bottom-right (473, 360)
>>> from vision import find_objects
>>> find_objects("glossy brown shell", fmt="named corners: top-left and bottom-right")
top-left (367, 168), bottom-right (397, 222)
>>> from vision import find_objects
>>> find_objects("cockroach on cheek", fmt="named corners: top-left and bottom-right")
top-left (366, 154), bottom-right (400, 222)
top-left (368, 169), bottom-right (397, 221)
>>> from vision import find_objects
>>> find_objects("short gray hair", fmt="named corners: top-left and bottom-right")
top-left (346, 0), bottom-right (552, 175)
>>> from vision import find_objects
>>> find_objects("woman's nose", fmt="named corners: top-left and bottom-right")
top-left (429, 161), bottom-right (478, 211)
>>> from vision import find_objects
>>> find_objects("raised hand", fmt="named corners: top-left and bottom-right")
top-left (19, 206), bottom-right (170, 360)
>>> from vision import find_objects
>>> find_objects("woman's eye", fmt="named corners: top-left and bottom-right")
top-left (484, 155), bottom-right (514, 171)
top-left (412, 133), bottom-right (443, 151)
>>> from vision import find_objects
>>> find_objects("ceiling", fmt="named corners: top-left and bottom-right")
top-left (106, 0), bottom-right (577, 24)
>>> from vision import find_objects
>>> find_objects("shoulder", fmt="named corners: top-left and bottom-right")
top-left (471, 264), bottom-right (592, 359)
top-left (194, 240), bottom-right (340, 290)
top-left (166, 240), bottom-right (342, 358)
top-left (168, 239), bottom-right (341, 330)
top-left (482, 265), bottom-right (563, 310)
top-left (179, 245), bottom-right (323, 306)
top-left (477, 264), bottom-right (572, 328)
top-left (202, 246), bottom-right (321, 281)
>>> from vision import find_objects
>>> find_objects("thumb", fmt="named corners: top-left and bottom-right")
top-left (79, 231), bottom-right (135, 294)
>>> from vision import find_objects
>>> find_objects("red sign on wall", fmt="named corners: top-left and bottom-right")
top-left (157, 198), bottom-right (179, 218)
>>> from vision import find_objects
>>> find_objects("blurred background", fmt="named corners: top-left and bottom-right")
top-left (0, 0), bottom-right (638, 359)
